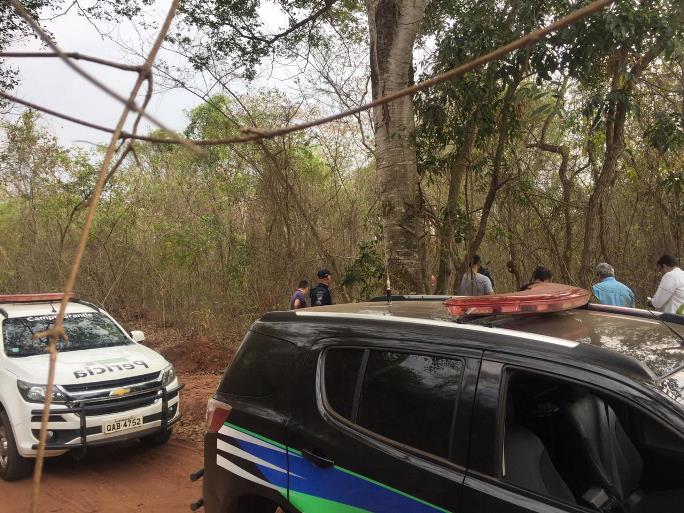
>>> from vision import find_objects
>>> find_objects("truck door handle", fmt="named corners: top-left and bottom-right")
top-left (302, 448), bottom-right (335, 468)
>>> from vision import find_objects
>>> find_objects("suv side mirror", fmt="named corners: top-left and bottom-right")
top-left (130, 330), bottom-right (145, 343)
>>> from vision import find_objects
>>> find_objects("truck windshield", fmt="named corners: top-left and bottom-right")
top-left (2, 312), bottom-right (132, 357)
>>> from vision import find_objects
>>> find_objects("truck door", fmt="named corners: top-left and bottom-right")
top-left (285, 338), bottom-right (481, 513)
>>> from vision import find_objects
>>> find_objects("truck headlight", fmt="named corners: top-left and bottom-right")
top-left (161, 365), bottom-right (176, 387)
top-left (17, 380), bottom-right (67, 403)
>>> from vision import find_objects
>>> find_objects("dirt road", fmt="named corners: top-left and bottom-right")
top-left (0, 372), bottom-right (221, 513)
top-left (0, 439), bottom-right (204, 513)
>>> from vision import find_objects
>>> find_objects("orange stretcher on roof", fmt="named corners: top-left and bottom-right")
top-left (443, 282), bottom-right (591, 316)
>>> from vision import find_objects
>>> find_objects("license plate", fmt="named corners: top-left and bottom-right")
top-left (103, 416), bottom-right (143, 435)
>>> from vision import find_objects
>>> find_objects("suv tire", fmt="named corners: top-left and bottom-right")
top-left (0, 411), bottom-right (34, 481)
top-left (140, 428), bottom-right (172, 446)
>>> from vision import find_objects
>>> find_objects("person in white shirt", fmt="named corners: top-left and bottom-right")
top-left (650, 254), bottom-right (684, 314)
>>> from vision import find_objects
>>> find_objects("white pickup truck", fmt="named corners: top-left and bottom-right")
top-left (0, 294), bottom-right (182, 480)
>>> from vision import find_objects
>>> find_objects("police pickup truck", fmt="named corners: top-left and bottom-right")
top-left (0, 293), bottom-right (182, 481)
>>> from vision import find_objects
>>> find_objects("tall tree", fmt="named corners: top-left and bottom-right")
top-left (368, 0), bottom-right (427, 291)
top-left (171, 0), bottom-right (433, 290)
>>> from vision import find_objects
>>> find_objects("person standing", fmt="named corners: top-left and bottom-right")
top-left (591, 263), bottom-right (635, 307)
top-left (289, 280), bottom-right (310, 310)
top-left (479, 261), bottom-right (495, 290)
top-left (650, 254), bottom-right (684, 314)
top-left (458, 255), bottom-right (493, 296)
top-left (310, 269), bottom-right (333, 306)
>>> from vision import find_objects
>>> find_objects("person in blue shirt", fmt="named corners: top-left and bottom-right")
top-left (591, 262), bottom-right (635, 307)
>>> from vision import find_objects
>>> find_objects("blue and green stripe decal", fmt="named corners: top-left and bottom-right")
top-left (216, 422), bottom-right (450, 513)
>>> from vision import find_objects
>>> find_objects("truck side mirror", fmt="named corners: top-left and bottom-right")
top-left (130, 330), bottom-right (145, 343)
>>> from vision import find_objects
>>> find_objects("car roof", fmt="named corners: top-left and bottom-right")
top-left (259, 301), bottom-right (684, 382)
top-left (0, 300), bottom-right (98, 318)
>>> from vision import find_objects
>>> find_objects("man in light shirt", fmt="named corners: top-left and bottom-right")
top-left (458, 255), bottom-right (494, 296)
top-left (650, 254), bottom-right (684, 314)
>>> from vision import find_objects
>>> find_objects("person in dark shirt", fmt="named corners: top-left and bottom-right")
top-left (289, 280), bottom-right (310, 310)
top-left (310, 269), bottom-right (333, 306)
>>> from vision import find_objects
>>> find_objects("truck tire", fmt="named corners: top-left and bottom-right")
top-left (140, 428), bottom-right (172, 446)
top-left (0, 411), bottom-right (34, 481)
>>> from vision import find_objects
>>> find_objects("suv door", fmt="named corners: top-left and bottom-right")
top-left (284, 337), bottom-right (481, 513)
top-left (462, 354), bottom-right (684, 513)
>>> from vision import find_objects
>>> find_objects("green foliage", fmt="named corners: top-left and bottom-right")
top-left (644, 112), bottom-right (684, 153)
top-left (548, 0), bottom-right (682, 84)
top-left (0, 87), bottom-right (381, 331)
top-left (173, 0), bottom-right (364, 79)
top-left (341, 241), bottom-right (385, 299)
top-left (1, 0), bottom-right (683, 330)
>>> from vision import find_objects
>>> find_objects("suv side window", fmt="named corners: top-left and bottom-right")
top-left (324, 348), bottom-right (464, 459)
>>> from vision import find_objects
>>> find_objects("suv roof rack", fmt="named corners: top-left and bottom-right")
top-left (370, 295), bottom-right (453, 302)
top-left (585, 303), bottom-right (684, 326)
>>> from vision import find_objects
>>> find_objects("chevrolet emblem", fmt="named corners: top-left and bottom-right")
top-left (110, 387), bottom-right (130, 397)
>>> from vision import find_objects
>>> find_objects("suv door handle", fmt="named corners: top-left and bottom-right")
top-left (302, 448), bottom-right (335, 468)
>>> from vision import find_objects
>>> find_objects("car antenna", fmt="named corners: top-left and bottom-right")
top-left (49, 301), bottom-right (56, 313)
top-left (382, 236), bottom-right (392, 305)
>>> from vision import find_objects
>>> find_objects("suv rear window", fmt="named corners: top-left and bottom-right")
top-left (324, 348), bottom-right (464, 459)
top-left (218, 331), bottom-right (296, 398)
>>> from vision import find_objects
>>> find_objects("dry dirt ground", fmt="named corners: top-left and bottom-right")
top-left (0, 321), bottom-right (233, 512)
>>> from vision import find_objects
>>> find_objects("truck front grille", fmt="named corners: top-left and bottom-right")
top-left (61, 371), bottom-right (161, 393)
top-left (79, 391), bottom-right (161, 416)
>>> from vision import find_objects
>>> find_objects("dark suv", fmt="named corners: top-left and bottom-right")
top-left (202, 299), bottom-right (684, 513)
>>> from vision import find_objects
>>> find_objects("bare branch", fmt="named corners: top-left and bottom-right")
top-left (0, 51), bottom-right (142, 72)
top-left (8, 0), bottom-right (203, 155)
top-left (4, 0), bottom-right (615, 149)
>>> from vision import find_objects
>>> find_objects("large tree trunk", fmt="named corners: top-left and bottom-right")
top-left (368, 0), bottom-right (427, 293)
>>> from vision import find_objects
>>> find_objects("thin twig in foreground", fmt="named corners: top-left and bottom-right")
top-left (28, 2), bottom-right (183, 512)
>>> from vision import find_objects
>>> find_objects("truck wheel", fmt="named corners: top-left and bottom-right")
top-left (0, 411), bottom-right (34, 481)
top-left (140, 428), bottom-right (172, 446)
